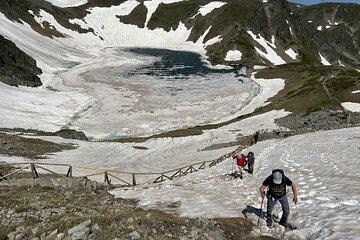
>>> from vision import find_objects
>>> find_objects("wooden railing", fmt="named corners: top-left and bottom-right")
top-left (0, 134), bottom-right (256, 187)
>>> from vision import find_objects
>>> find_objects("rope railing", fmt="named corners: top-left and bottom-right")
top-left (0, 134), bottom-right (257, 187)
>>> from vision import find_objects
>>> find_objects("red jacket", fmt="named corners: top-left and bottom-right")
top-left (234, 154), bottom-right (246, 167)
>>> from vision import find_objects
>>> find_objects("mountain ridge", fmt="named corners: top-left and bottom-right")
top-left (1, 0), bottom-right (359, 70)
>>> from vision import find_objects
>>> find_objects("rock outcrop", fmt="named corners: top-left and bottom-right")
top-left (0, 35), bottom-right (42, 87)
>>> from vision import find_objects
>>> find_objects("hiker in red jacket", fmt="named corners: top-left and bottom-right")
top-left (233, 153), bottom-right (247, 179)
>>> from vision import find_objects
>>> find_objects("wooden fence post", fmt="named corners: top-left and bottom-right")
top-left (104, 171), bottom-right (110, 185)
top-left (132, 173), bottom-right (137, 186)
top-left (30, 164), bottom-right (39, 179)
top-left (66, 166), bottom-right (72, 178)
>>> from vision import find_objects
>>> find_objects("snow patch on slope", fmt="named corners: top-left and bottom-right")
top-left (341, 102), bottom-right (360, 112)
top-left (319, 53), bottom-right (331, 66)
top-left (247, 30), bottom-right (286, 65)
top-left (0, 82), bottom-right (90, 131)
top-left (285, 48), bottom-right (297, 60)
top-left (224, 50), bottom-right (242, 61)
top-left (46, 0), bottom-right (88, 8)
top-left (195, 1), bottom-right (227, 17)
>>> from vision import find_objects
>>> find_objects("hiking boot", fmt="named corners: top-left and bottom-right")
top-left (279, 220), bottom-right (290, 229)
top-left (266, 218), bottom-right (273, 227)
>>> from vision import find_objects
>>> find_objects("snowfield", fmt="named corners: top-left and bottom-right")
top-left (111, 127), bottom-right (360, 240)
top-left (1, 1), bottom-right (360, 239)
top-left (4, 126), bottom-right (359, 240)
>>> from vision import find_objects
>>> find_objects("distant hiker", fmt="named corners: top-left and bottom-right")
top-left (233, 153), bottom-right (247, 179)
top-left (259, 169), bottom-right (298, 228)
top-left (246, 151), bottom-right (255, 174)
top-left (252, 131), bottom-right (259, 145)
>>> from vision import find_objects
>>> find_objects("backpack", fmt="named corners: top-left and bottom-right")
top-left (247, 155), bottom-right (255, 165)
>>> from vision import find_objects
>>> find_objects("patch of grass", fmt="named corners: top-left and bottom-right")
top-left (329, 78), bottom-right (357, 91)
top-left (305, 99), bottom-right (333, 114)
top-left (49, 215), bottom-right (89, 233)
top-left (14, 206), bottom-right (33, 213)
top-left (254, 63), bottom-right (344, 114)
top-left (0, 225), bottom-right (15, 240)
top-left (0, 132), bottom-right (76, 159)
top-left (23, 216), bottom-right (40, 226)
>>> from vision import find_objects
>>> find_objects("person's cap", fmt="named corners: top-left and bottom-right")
top-left (273, 171), bottom-right (282, 184)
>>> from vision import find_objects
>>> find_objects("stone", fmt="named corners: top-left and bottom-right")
top-left (70, 230), bottom-right (90, 240)
top-left (190, 230), bottom-right (198, 238)
top-left (68, 220), bottom-right (91, 240)
top-left (47, 229), bottom-right (59, 238)
top-left (129, 231), bottom-right (140, 240)
top-left (7, 232), bottom-right (16, 240)
top-left (55, 233), bottom-right (65, 240)
top-left (127, 217), bottom-right (134, 223)
top-left (90, 223), bottom-right (99, 232)
top-left (40, 232), bottom-right (46, 240)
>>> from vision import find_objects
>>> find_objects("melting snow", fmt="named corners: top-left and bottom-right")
top-left (197, 2), bottom-right (227, 16)
top-left (45, 0), bottom-right (88, 8)
top-left (285, 48), bottom-right (297, 60)
top-left (341, 102), bottom-right (360, 112)
top-left (224, 50), bottom-right (242, 61)
top-left (319, 53), bottom-right (331, 66)
top-left (247, 31), bottom-right (286, 65)
top-left (109, 127), bottom-right (360, 240)
top-left (1, 3), bottom-right (360, 240)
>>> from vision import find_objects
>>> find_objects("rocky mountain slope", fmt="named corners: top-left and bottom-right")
top-left (0, 35), bottom-right (42, 87)
top-left (0, 166), bottom-right (275, 240)
top-left (0, 0), bottom-right (359, 73)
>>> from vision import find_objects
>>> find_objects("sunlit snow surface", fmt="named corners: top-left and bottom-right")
top-left (46, 0), bottom-right (88, 8)
top-left (0, 45), bottom-right (258, 138)
top-left (1, 2), bottom-right (360, 239)
top-left (0, 4), bottom-right (248, 139)
top-left (320, 53), bottom-right (331, 66)
top-left (247, 30), bottom-right (286, 65)
top-left (341, 102), bottom-right (360, 112)
top-left (196, 2), bottom-right (227, 16)
top-left (111, 127), bottom-right (360, 240)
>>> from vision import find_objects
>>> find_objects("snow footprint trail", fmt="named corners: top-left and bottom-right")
top-left (276, 131), bottom-right (360, 240)
top-left (111, 127), bottom-right (360, 240)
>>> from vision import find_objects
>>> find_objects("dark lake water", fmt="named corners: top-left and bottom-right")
top-left (126, 48), bottom-right (245, 78)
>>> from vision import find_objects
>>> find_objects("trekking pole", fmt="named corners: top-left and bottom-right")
top-left (231, 157), bottom-right (235, 174)
top-left (257, 193), bottom-right (265, 226)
